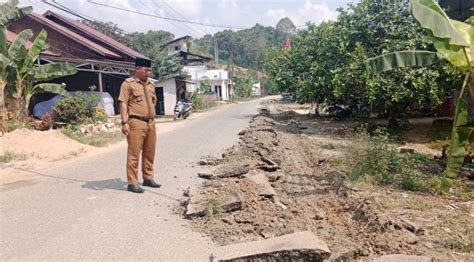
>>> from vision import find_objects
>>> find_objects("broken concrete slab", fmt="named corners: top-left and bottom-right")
top-left (372, 254), bottom-right (433, 262)
top-left (198, 173), bottom-right (216, 179)
top-left (219, 165), bottom-right (250, 178)
top-left (268, 172), bottom-right (282, 182)
top-left (246, 171), bottom-right (277, 197)
top-left (185, 187), bottom-right (245, 218)
top-left (214, 231), bottom-right (331, 262)
top-left (399, 217), bottom-right (424, 235)
top-left (258, 164), bottom-right (280, 172)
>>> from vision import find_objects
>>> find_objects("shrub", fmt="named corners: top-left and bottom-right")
top-left (53, 96), bottom-right (90, 125)
top-left (345, 128), bottom-right (443, 193)
top-left (188, 92), bottom-right (216, 111)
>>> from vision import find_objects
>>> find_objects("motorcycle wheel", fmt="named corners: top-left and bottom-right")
top-left (183, 112), bottom-right (189, 119)
top-left (173, 112), bottom-right (178, 121)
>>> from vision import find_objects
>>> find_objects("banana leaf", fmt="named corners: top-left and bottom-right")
top-left (20, 30), bottom-right (47, 75)
top-left (32, 63), bottom-right (77, 82)
top-left (0, 53), bottom-right (12, 72)
top-left (445, 126), bottom-right (473, 178)
top-left (8, 29), bottom-right (33, 60)
top-left (445, 92), bottom-right (473, 178)
top-left (365, 50), bottom-right (439, 74)
top-left (34, 83), bottom-right (69, 97)
top-left (410, 0), bottom-right (473, 71)
top-left (0, 0), bottom-right (32, 24)
top-left (0, 25), bottom-right (6, 56)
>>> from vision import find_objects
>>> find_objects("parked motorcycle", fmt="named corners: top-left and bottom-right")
top-left (173, 100), bottom-right (193, 121)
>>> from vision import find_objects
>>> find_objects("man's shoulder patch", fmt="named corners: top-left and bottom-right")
top-left (125, 77), bottom-right (135, 83)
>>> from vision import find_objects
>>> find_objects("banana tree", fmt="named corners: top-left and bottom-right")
top-left (0, 0), bottom-right (32, 130)
top-left (7, 29), bottom-right (76, 121)
top-left (366, 0), bottom-right (473, 180)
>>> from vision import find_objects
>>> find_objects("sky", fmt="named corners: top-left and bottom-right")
top-left (15, 0), bottom-right (357, 38)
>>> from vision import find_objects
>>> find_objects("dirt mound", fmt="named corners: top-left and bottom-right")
top-left (0, 128), bottom-right (91, 161)
top-left (181, 101), bottom-right (472, 261)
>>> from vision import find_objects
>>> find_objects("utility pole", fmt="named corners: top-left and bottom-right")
top-left (229, 40), bottom-right (235, 100)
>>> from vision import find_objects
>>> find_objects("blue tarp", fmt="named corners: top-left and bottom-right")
top-left (32, 91), bottom-right (116, 118)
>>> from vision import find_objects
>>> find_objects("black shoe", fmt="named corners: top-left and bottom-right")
top-left (143, 179), bottom-right (162, 188)
top-left (127, 184), bottom-right (144, 193)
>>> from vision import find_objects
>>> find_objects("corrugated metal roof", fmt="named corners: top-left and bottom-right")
top-left (43, 11), bottom-right (148, 60)
top-left (6, 29), bottom-right (60, 57)
top-left (28, 13), bottom-right (121, 59)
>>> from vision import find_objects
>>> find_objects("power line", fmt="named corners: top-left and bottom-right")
top-left (145, 0), bottom-right (198, 37)
top-left (159, 0), bottom-right (208, 36)
top-left (41, 0), bottom-right (132, 36)
top-left (86, 0), bottom-right (245, 30)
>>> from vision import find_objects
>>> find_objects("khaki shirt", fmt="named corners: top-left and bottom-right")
top-left (118, 77), bottom-right (156, 118)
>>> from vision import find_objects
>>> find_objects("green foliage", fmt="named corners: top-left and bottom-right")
top-left (53, 96), bottom-right (90, 125)
top-left (199, 77), bottom-right (211, 93)
top-left (82, 19), bottom-right (128, 43)
top-left (192, 23), bottom-right (287, 70)
top-left (152, 48), bottom-right (181, 81)
top-left (264, 0), bottom-right (463, 116)
top-left (345, 128), bottom-right (443, 194)
top-left (0, 0), bottom-right (32, 25)
top-left (187, 92), bottom-right (216, 111)
top-left (62, 126), bottom-right (122, 147)
top-left (234, 71), bottom-right (258, 98)
top-left (366, 51), bottom-right (440, 74)
top-left (124, 30), bottom-right (174, 58)
top-left (1, 27), bottom-right (76, 123)
top-left (0, 0), bottom-right (32, 130)
top-left (364, 0), bottom-right (473, 179)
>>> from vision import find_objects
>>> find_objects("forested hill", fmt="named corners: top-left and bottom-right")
top-left (191, 18), bottom-right (296, 70)
top-left (84, 17), bottom-right (296, 71)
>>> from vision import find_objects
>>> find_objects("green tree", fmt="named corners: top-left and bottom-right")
top-left (234, 71), bottom-right (257, 98)
top-left (124, 30), bottom-right (174, 58)
top-left (0, 0), bottom-right (32, 130)
top-left (82, 19), bottom-right (128, 43)
top-left (264, 0), bottom-right (462, 115)
top-left (152, 48), bottom-right (181, 81)
top-left (199, 77), bottom-right (211, 93)
top-left (6, 29), bottom-right (76, 122)
top-left (365, 0), bottom-right (473, 181)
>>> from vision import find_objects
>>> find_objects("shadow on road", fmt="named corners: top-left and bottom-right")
top-left (82, 178), bottom-right (127, 191)
top-left (82, 178), bottom-right (182, 201)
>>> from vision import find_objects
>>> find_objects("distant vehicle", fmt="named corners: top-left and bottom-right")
top-left (173, 100), bottom-right (193, 121)
top-left (32, 91), bottom-right (115, 118)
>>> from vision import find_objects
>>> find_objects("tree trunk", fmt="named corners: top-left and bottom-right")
top-left (0, 80), bottom-right (6, 133)
top-left (470, 69), bottom-right (474, 117)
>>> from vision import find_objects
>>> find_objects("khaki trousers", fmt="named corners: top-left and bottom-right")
top-left (126, 118), bottom-right (156, 185)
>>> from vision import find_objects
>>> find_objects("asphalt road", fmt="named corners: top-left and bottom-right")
top-left (0, 98), bottom-right (265, 261)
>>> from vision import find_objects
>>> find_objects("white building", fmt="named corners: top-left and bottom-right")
top-left (184, 65), bottom-right (231, 101)
top-left (151, 75), bottom-right (195, 116)
top-left (252, 82), bottom-right (261, 96)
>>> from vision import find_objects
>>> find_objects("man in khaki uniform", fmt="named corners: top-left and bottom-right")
top-left (118, 58), bottom-right (161, 193)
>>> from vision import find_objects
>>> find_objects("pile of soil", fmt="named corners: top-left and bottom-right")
top-left (182, 100), bottom-right (473, 261)
top-left (0, 128), bottom-right (91, 161)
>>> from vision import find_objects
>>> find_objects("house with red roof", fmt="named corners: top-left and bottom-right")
top-left (7, 11), bottom-right (154, 115)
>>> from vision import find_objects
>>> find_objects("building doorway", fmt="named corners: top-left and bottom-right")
top-left (155, 87), bottom-right (164, 115)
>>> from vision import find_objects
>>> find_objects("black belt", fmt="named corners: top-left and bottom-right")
top-left (129, 115), bottom-right (154, 123)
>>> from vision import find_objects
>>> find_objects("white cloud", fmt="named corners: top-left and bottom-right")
top-left (18, 0), bottom-right (340, 37)
top-left (267, 8), bottom-right (287, 18)
top-left (218, 0), bottom-right (238, 8)
top-left (298, 0), bottom-right (337, 23)
top-left (267, 1), bottom-right (336, 26)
